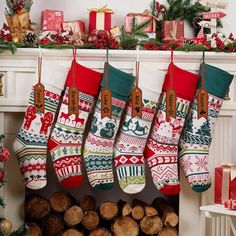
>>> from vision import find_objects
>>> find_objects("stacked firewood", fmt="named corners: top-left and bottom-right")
top-left (25, 193), bottom-right (178, 236)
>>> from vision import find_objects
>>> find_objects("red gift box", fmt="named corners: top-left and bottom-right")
top-left (163, 20), bottom-right (184, 41)
top-left (215, 164), bottom-right (236, 204)
top-left (41, 9), bottom-right (64, 31)
top-left (89, 5), bottom-right (113, 33)
top-left (63, 20), bottom-right (86, 41)
top-left (125, 10), bottom-right (156, 33)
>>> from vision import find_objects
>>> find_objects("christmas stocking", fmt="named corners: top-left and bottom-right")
top-left (13, 61), bottom-right (68, 189)
top-left (179, 64), bottom-right (233, 192)
top-left (83, 64), bottom-right (135, 191)
top-left (144, 64), bottom-right (199, 195)
top-left (114, 63), bottom-right (165, 194)
top-left (48, 61), bottom-right (103, 188)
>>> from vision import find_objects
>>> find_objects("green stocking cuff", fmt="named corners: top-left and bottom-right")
top-left (199, 64), bottom-right (234, 99)
top-left (101, 64), bottom-right (135, 101)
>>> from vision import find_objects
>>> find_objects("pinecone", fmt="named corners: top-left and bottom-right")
top-left (23, 31), bottom-right (37, 45)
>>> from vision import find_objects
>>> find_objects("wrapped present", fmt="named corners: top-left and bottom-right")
top-left (41, 9), bottom-right (64, 31)
top-left (224, 199), bottom-right (236, 210)
top-left (63, 20), bottom-right (86, 41)
top-left (89, 5), bottom-right (113, 33)
top-left (125, 10), bottom-right (156, 33)
top-left (215, 163), bottom-right (236, 204)
top-left (5, 8), bottom-right (30, 42)
top-left (163, 20), bottom-right (184, 41)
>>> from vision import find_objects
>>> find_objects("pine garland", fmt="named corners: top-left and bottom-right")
top-left (120, 18), bottom-right (152, 49)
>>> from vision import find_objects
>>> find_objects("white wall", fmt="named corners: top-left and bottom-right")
top-left (0, 0), bottom-right (235, 37)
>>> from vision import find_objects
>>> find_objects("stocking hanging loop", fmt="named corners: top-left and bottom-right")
top-left (101, 48), bottom-right (112, 119)
top-left (34, 46), bottom-right (45, 114)
top-left (131, 45), bottom-right (142, 118)
top-left (166, 49), bottom-right (176, 119)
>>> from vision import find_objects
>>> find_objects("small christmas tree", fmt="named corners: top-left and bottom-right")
top-left (196, 119), bottom-right (211, 137)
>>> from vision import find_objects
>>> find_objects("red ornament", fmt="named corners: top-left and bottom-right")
top-left (0, 148), bottom-right (10, 162)
top-left (0, 170), bottom-right (4, 183)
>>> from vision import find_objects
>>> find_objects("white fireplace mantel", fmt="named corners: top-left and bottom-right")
top-left (0, 49), bottom-right (236, 236)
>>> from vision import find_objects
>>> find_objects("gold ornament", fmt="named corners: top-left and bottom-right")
top-left (0, 219), bottom-right (13, 235)
top-left (13, 37), bottom-right (20, 43)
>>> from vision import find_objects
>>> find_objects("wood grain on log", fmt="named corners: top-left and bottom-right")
top-left (25, 195), bottom-right (50, 220)
top-left (118, 200), bottom-right (132, 217)
top-left (140, 216), bottom-right (163, 235)
top-left (131, 205), bottom-right (145, 220)
top-left (144, 206), bottom-right (158, 217)
top-left (82, 210), bottom-right (99, 230)
top-left (112, 216), bottom-right (139, 236)
top-left (64, 205), bottom-right (83, 227)
top-left (50, 192), bottom-right (71, 213)
top-left (42, 214), bottom-right (64, 236)
top-left (26, 223), bottom-right (42, 236)
top-left (62, 229), bottom-right (83, 236)
top-left (89, 227), bottom-right (112, 236)
top-left (158, 226), bottom-right (178, 236)
top-left (80, 195), bottom-right (96, 212)
top-left (99, 202), bottom-right (118, 220)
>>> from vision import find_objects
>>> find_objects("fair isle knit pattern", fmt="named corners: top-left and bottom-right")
top-left (13, 89), bottom-right (60, 189)
top-left (178, 93), bottom-right (222, 192)
top-left (145, 93), bottom-right (190, 191)
top-left (114, 99), bottom-right (157, 194)
top-left (49, 88), bottom-right (94, 187)
top-left (83, 93), bottom-right (126, 191)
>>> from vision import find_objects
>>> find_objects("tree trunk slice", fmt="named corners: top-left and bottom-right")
top-left (25, 195), bottom-right (50, 220)
top-left (62, 229), bottom-right (83, 236)
top-left (112, 216), bottom-right (139, 236)
top-left (131, 205), bottom-right (145, 220)
top-left (26, 223), bottom-right (42, 236)
top-left (99, 202), bottom-right (118, 220)
top-left (152, 198), bottom-right (178, 227)
top-left (89, 227), bottom-right (112, 236)
top-left (82, 210), bottom-right (99, 230)
top-left (50, 192), bottom-right (71, 213)
top-left (158, 227), bottom-right (178, 236)
top-left (42, 214), bottom-right (64, 236)
top-left (80, 195), bottom-right (96, 212)
top-left (118, 200), bottom-right (132, 217)
top-left (140, 216), bottom-right (163, 235)
top-left (64, 205), bottom-right (83, 227)
top-left (145, 206), bottom-right (158, 217)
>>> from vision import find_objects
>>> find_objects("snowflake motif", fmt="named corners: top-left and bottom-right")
top-left (181, 157), bottom-right (193, 173)
top-left (195, 156), bottom-right (208, 172)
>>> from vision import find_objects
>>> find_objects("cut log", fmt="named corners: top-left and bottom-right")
top-left (64, 205), bottom-right (83, 227)
top-left (152, 198), bottom-right (178, 227)
top-left (99, 202), bottom-right (118, 220)
top-left (82, 210), bottom-right (99, 230)
top-left (158, 227), bottom-right (178, 236)
top-left (42, 214), bottom-right (64, 236)
top-left (62, 229), bottom-right (83, 236)
top-left (89, 227), bottom-right (112, 236)
top-left (112, 216), bottom-right (139, 236)
top-left (145, 206), bottom-right (158, 217)
top-left (140, 216), bottom-right (163, 235)
top-left (26, 223), bottom-right (42, 236)
top-left (131, 205), bottom-right (145, 220)
top-left (50, 192), bottom-right (71, 213)
top-left (118, 200), bottom-right (132, 216)
top-left (25, 195), bottom-right (50, 220)
top-left (80, 195), bottom-right (96, 212)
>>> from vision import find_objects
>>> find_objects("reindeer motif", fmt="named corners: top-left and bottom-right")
top-left (72, 116), bottom-right (85, 127)
top-left (122, 118), bottom-right (132, 131)
top-left (132, 121), bottom-right (148, 136)
top-left (59, 112), bottom-right (71, 124)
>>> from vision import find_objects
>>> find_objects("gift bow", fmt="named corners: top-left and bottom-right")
top-left (220, 162), bottom-right (236, 181)
top-left (89, 5), bottom-right (113, 14)
top-left (127, 9), bottom-right (158, 21)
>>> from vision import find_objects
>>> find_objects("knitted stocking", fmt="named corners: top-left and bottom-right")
top-left (114, 63), bottom-right (165, 194)
top-left (13, 61), bottom-right (68, 189)
top-left (179, 64), bottom-right (234, 192)
top-left (144, 64), bottom-right (199, 195)
top-left (83, 64), bottom-right (135, 191)
top-left (48, 61), bottom-right (102, 188)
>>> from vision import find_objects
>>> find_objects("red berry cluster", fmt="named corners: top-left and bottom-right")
top-left (93, 35), bottom-right (119, 49)
top-left (212, 33), bottom-right (225, 51)
top-left (0, 23), bottom-right (12, 41)
top-left (11, 0), bottom-right (24, 14)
